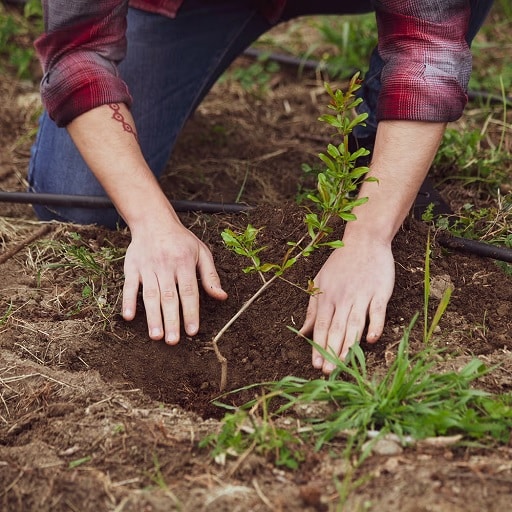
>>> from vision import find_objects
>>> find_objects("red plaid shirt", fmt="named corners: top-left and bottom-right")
top-left (35, 0), bottom-right (471, 127)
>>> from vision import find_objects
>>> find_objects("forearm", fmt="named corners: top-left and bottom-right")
top-left (67, 103), bottom-right (179, 230)
top-left (345, 120), bottom-right (446, 243)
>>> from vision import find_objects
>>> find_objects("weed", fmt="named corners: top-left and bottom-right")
top-left (288, 326), bottom-right (512, 445)
top-left (423, 232), bottom-right (453, 344)
top-left (0, 301), bottom-right (14, 327)
top-left (201, 322), bottom-right (512, 510)
top-left (0, 0), bottom-right (43, 79)
top-left (28, 230), bottom-right (125, 328)
top-left (315, 14), bottom-right (377, 79)
top-left (220, 51), bottom-right (280, 96)
top-left (429, 191), bottom-right (512, 276)
top-left (200, 395), bottom-right (305, 470)
top-left (469, 1), bottom-right (512, 94)
top-left (68, 455), bottom-right (92, 469)
top-left (433, 127), bottom-right (511, 190)
top-left (144, 454), bottom-right (183, 509)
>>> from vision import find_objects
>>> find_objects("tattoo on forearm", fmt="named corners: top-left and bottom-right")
top-left (108, 103), bottom-right (139, 143)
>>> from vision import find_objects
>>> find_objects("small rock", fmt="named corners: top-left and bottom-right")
top-left (430, 274), bottom-right (454, 300)
top-left (363, 438), bottom-right (403, 456)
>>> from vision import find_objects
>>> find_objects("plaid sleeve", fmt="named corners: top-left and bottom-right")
top-left (35, 0), bottom-right (132, 127)
top-left (374, 0), bottom-right (472, 123)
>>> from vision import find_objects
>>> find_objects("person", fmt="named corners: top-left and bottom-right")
top-left (30, 0), bottom-right (493, 374)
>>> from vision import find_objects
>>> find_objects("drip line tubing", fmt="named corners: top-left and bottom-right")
top-left (437, 233), bottom-right (512, 263)
top-left (0, 191), bottom-right (253, 214)
top-left (242, 48), bottom-right (512, 106)
top-left (0, 190), bottom-right (511, 263)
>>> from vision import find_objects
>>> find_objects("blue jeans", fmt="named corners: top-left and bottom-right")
top-left (28, 0), bottom-right (493, 227)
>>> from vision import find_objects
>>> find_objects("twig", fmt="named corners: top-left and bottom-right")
top-left (0, 470), bottom-right (24, 498)
top-left (252, 478), bottom-right (274, 510)
top-left (0, 224), bottom-right (53, 264)
top-left (0, 372), bottom-right (78, 389)
top-left (226, 439), bottom-right (257, 479)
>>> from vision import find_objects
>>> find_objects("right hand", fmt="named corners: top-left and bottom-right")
top-left (121, 219), bottom-right (228, 344)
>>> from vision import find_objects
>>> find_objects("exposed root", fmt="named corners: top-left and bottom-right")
top-left (212, 338), bottom-right (228, 392)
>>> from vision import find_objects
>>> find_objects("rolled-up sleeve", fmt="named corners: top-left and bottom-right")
top-left (35, 0), bottom-right (132, 126)
top-left (374, 0), bottom-right (472, 123)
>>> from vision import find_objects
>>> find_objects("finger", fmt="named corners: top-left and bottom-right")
top-left (312, 302), bottom-right (336, 371)
top-left (299, 296), bottom-right (322, 368)
top-left (321, 309), bottom-right (349, 374)
top-left (366, 296), bottom-right (387, 344)
top-left (299, 295), bottom-right (316, 337)
top-left (141, 272), bottom-right (165, 341)
top-left (198, 246), bottom-right (227, 300)
top-left (158, 276), bottom-right (181, 345)
top-left (337, 305), bottom-right (365, 360)
top-left (177, 271), bottom-right (200, 337)
top-left (122, 264), bottom-right (140, 321)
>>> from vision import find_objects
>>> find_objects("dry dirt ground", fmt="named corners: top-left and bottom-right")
top-left (1, 18), bottom-right (512, 512)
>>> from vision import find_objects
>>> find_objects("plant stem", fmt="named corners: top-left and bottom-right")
top-left (212, 274), bottom-right (278, 391)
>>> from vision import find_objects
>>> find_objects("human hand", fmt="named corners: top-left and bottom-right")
top-left (300, 238), bottom-right (395, 374)
top-left (121, 220), bottom-right (227, 344)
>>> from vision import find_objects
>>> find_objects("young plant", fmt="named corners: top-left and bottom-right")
top-left (212, 74), bottom-right (375, 390)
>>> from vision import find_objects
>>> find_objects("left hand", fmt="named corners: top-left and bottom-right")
top-left (300, 236), bottom-right (395, 374)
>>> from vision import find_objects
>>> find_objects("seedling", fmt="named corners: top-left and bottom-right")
top-left (212, 74), bottom-right (375, 390)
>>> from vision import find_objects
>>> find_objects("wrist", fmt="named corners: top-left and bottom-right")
top-left (343, 219), bottom-right (395, 247)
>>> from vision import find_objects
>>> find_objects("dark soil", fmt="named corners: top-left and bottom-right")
top-left (1, 20), bottom-right (512, 512)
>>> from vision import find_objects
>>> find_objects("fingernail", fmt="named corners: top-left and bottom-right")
top-left (166, 331), bottom-right (179, 343)
top-left (187, 323), bottom-right (198, 335)
top-left (324, 362), bottom-right (336, 373)
top-left (150, 327), bottom-right (162, 338)
top-left (313, 357), bottom-right (323, 368)
top-left (123, 308), bottom-right (132, 318)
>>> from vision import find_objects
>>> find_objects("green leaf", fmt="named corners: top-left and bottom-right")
top-left (320, 240), bottom-right (344, 249)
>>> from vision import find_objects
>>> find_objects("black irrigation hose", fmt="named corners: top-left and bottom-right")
top-left (1, 190), bottom-right (512, 263)
top-left (242, 48), bottom-right (512, 106)
top-left (0, 191), bottom-right (253, 214)
top-left (437, 233), bottom-right (512, 263)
